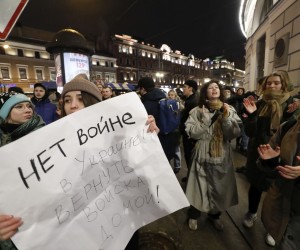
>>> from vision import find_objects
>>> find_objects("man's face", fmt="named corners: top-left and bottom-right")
top-left (102, 88), bottom-right (113, 99)
top-left (139, 87), bottom-right (146, 96)
top-left (34, 87), bottom-right (46, 99)
top-left (182, 84), bottom-right (192, 97)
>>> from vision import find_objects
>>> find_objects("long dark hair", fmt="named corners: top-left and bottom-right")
top-left (61, 91), bottom-right (100, 117)
top-left (198, 80), bottom-right (225, 107)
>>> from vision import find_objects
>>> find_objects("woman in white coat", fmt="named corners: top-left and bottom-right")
top-left (185, 80), bottom-right (242, 231)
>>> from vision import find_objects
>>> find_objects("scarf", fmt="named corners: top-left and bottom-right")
top-left (259, 89), bottom-right (290, 134)
top-left (207, 100), bottom-right (223, 158)
top-left (0, 114), bottom-right (43, 146)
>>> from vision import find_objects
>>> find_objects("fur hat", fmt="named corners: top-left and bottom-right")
top-left (184, 79), bottom-right (198, 91)
top-left (0, 93), bottom-right (31, 120)
top-left (138, 77), bottom-right (155, 92)
top-left (61, 74), bottom-right (102, 101)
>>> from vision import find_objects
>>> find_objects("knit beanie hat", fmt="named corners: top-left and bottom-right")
top-left (184, 79), bottom-right (198, 92)
top-left (0, 93), bottom-right (31, 120)
top-left (61, 74), bottom-right (102, 101)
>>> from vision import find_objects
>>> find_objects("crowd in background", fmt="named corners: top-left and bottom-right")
top-left (1, 70), bottom-right (300, 249)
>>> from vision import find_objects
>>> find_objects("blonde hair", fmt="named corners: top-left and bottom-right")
top-left (168, 89), bottom-right (179, 100)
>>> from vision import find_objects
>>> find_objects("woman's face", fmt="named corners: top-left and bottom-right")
top-left (168, 91), bottom-right (176, 100)
top-left (207, 83), bottom-right (220, 100)
top-left (265, 76), bottom-right (282, 91)
top-left (63, 91), bottom-right (85, 115)
top-left (7, 101), bottom-right (33, 124)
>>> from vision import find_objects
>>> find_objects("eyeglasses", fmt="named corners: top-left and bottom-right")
top-left (13, 103), bottom-right (34, 111)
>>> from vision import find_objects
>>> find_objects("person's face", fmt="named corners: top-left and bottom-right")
top-left (7, 101), bottom-right (33, 124)
top-left (237, 89), bottom-right (243, 95)
top-left (207, 83), bottom-right (220, 100)
top-left (265, 76), bottom-right (282, 91)
top-left (223, 89), bottom-right (231, 99)
top-left (168, 91), bottom-right (176, 100)
top-left (102, 88), bottom-right (112, 99)
top-left (182, 85), bottom-right (192, 97)
top-left (34, 87), bottom-right (46, 99)
top-left (63, 91), bottom-right (85, 115)
top-left (97, 84), bottom-right (103, 92)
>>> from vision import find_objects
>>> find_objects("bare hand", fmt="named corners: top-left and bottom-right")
top-left (257, 144), bottom-right (280, 159)
top-left (243, 96), bottom-right (257, 114)
top-left (146, 115), bottom-right (159, 133)
top-left (0, 215), bottom-right (23, 240)
top-left (287, 99), bottom-right (300, 113)
top-left (223, 103), bottom-right (230, 118)
top-left (276, 156), bottom-right (300, 179)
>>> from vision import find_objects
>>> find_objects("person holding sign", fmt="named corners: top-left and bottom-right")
top-left (0, 93), bottom-right (45, 250)
top-left (60, 73), bottom-right (159, 249)
top-left (185, 80), bottom-right (241, 231)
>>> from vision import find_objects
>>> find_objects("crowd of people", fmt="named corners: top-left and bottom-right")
top-left (1, 70), bottom-right (300, 249)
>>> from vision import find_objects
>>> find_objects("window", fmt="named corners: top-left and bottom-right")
top-left (0, 47), bottom-right (5, 55)
top-left (111, 62), bottom-right (114, 67)
top-left (35, 51), bottom-right (40, 59)
top-left (0, 65), bottom-right (10, 79)
top-left (18, 67), bottom-right (28, 80)
top-left (17, 49), bottom-right (24, 57)
top-left (49, 69), bottom-right (56, 81)
top-left (35, 68), bottom-right (44, 81)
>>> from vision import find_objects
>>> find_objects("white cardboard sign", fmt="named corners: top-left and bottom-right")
top-left (0, 92), bottom-right (189, 250)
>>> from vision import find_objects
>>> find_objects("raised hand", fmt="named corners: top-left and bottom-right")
top-left (243, 96), bottom-right (257, 114)
top-left (287, 99), bottom-right (300, 113)
top-left (223, 103), bottom-right (230, 118)
top-left (257, 144), bottom-right (280, 159)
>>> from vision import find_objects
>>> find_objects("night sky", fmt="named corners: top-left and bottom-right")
top-left (17, 0), bottom-right (246, 69)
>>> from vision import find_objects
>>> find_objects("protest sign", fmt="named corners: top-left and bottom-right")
top-left (0, 92), bottom-right (189, 250)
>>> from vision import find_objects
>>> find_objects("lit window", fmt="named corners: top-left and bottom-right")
top-left (35, 68), bottom-right (44, 81)
top-left (49, 69), bottom-right (56, 81)
top-left (0, 65), bottom-right (10, 79)
top-left (18, 67), bottom-right (28, 80)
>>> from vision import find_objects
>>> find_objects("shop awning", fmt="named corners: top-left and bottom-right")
top-left (107, 83), bottom-right (136, 91)
top-left (42, 81), bottom-right (57, 89)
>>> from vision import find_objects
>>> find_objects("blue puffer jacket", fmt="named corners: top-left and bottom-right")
top-left (31, 98), bottom-right (57, 125)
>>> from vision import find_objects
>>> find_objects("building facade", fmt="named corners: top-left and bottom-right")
top-left (0, 26), bottom-right (117, 93)
top-left (0, 26), bottom-right (245, 93)
top-left (112, 34), bottom-right (211, 88)
top-left (240, 0), bottom-right (300, 91)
